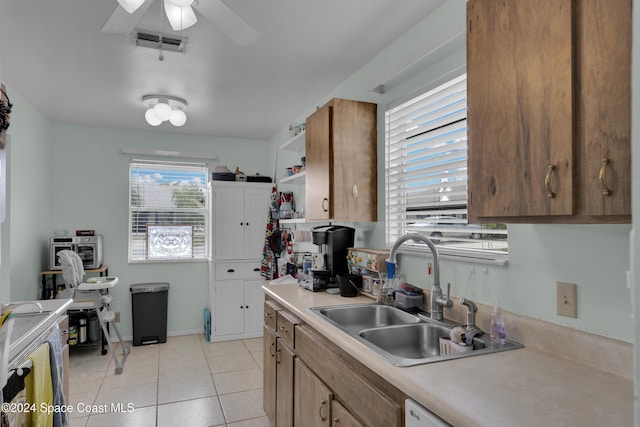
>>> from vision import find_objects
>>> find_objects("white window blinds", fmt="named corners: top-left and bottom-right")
top-left (385, 73), bottom-right (508, 263)
top-left (129, 160), bottom-right (209, 262)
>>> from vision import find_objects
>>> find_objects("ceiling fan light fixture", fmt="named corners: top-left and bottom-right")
top-left (117, 0), bottom-right (146, 14)
top-left (167, 0), bottom-right (194, 7)
top-left (164, 0), bottom-right (198, 31)
top-left (142, 95), bottom-right (188, 127)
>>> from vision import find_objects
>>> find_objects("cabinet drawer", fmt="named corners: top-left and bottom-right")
top-left (216, 262), bottom-right (262, 280)
top-left (276, 310), bottom-right (299, 349)
top-left (264, 300), bottom-right (281, 332)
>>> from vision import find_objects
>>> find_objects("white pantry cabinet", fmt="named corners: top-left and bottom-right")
top-left (210, 181), bottom-right (272, 341)
top-left (213, 182), bottom-right (272, 260)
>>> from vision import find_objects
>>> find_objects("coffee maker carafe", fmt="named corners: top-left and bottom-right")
top-left (301, 225), bottom-right (355, 291)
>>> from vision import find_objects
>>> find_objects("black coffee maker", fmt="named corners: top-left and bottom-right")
top-left (301, 225), bottom-right (355, 291)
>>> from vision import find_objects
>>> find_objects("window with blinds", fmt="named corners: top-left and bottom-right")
top-left (129, 160), bottom-right (209, 262)
top-left (385, 73), bottom-right (508, 263)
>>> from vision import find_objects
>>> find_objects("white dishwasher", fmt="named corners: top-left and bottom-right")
top-left (405, 399), bottom-right (451, 427)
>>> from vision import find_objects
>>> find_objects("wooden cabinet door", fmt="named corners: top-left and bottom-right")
top-left (467, 0), bottom-right (573, 221)
top-left (263, 325), bottom-right (277, 425)
top-left (244, 280), bottom-right (265, 335)
top-left (331, 400), bottom-right (363, 427)
top-left (213, 280), bottom-right (244, 336)
top-left (331, 99), bottom-right (377, 222)
top-left (306, 103), bottom-right (332, 221)
top-left (295, 359), bottom-right (333, 427)
top-left (214, 186), bottom-right (245, 260)
top-left (276, 339), bottom-right (295, 427)
top-left (574, 0), bottom-right (631, 218)
top-left (243, 187), bottom-right (271, 258)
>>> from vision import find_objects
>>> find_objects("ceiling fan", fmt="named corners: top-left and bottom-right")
top-left (102, 0), bottom-right (260, 46)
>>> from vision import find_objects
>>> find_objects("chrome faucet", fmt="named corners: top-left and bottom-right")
top-left (460, 298), bottom-right (483, 337)
top-left (388, 233), bottom-right (452, 321)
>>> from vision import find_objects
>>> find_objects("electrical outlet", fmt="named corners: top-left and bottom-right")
top-left (114, 311), bottom-right (120, 323)
top-left (556, 282), bottom-right (577, 318)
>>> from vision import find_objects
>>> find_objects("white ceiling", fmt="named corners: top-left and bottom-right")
top-left (0, 0), bottom-right (445, 140)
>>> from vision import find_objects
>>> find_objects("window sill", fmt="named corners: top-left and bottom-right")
top-left (394, 244), bottom-right (509, 266)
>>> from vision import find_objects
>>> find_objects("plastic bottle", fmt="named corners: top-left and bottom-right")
top-left (490, 301), bottom-right (506, 345)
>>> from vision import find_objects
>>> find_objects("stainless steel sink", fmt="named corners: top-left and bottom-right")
top-left (310, 303), bottom-right (523, 366)
top-left (315, 304), bottom-right (421, 334)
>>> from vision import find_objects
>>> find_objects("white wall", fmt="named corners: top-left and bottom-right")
top-left (270, 0), bottom-right (634, 342)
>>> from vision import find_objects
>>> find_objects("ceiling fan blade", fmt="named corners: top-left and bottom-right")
top-left (164, 0), bottom-right (198, 31)
top-left (194, 0), bottom-right (260, 46)
top-left (117, 0), bottom-right (147, 14)
top-left (101, 0), bottom-right (155, 35)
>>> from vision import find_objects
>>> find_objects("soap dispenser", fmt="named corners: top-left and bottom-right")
top-left (490, 301), bottom-right (506, 345)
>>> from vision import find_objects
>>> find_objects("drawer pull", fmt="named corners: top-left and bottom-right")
top-left (227, 269), bottom-right (235, 273)
top-left (599, 158), bottom-right (612, 196)
top-left (253, 268), bottom-right (260, 272)
top-left (545, 164), bottom-right (556, 198)
top-left (322, 198), bottom-right (329, 212)
top-left (319, 400), bottom-right (328, 421)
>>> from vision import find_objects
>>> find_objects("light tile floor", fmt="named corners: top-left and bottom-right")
top-left (67, 334), bottom-right (270, 427)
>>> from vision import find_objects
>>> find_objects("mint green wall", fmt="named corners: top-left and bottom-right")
top-left (46, 123), bottom-right (270, 337)
top-left (0, 88), bottom-right (52, 302)
top-left (270, 0), bottom-right (634, 342)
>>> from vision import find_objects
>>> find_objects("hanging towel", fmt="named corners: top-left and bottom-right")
top-left (1, 367), bottom-right (30, 427)
top-left (45, 326), bottom-right (66, 427)
top-left (25, 344), bottom-right (53, 427)
top-left (261, 186), bottom-right (280, 280)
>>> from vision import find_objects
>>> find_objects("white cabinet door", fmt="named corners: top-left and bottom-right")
top-left (244, 280), bottom-right (265, 335)
top-left (213, 280), bottom-right (244, 336)
top-left (243, 188), bottom-right (271, 259)
top-left (214, 187), bottom-right (245, 260)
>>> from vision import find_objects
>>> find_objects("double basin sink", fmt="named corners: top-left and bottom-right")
top-left (310, 303), bottom-right (522, 367)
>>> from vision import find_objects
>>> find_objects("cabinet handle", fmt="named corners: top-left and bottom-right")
top-left (279, 325), bottom-right (288, 333)
top-left (265, 313), bottom-right (272, 319)
top-left (275, 348), bottom-right (282, 364)
top-left (599, 158), bottom-right (612, 196)
top-left (253, 268), bottom-right (260, 272)
top-left (333, 418), bottom-right (341, 426)
top-left (227, 269), bottom-right (235, 273)
top-left (545, 165), bottom-right (556, 199)
top-left (322, 198), bottom-right (329, 212)
top-left (319, 400), bottom-right (328, 421)
top-left (240, 222), bottom-right (244, 226)
top-left (269, 342), bottom-right (276, 357)
top-left (352, 184), bottom-right (358, 198)
top-left (246, 222), bottom-right (249, 226)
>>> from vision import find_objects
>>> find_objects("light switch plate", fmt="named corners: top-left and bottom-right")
top-left (556, 282), bottom-right (577, 318)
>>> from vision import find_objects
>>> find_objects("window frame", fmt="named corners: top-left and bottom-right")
top-left (128, 159), bottom-right (210, 263)
top-left (385, 71), bottom-right (508, 266)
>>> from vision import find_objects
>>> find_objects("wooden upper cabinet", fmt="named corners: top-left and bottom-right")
top-left (574, 0), bottom-right (631, 219)
top-left (466, 0), bottom-right (631, 223)
top-left (467, 0), bottom-right (573, 221)
top-left (305, 98), bottom-right (377, 222)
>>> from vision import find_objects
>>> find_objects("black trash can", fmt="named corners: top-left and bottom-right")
top-left (130, 282), bottom-right (170, 346)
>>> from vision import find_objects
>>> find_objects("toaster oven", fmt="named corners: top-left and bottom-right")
top-left (50, 235), bottom-right (103, 270)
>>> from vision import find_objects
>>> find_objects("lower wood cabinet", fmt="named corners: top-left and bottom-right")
top-left (294, 359), bottom-right (333, 427)
top-left (263, 297), bottom-right (405, 427)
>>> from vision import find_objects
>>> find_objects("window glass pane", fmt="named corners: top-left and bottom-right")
top-left (129, 160), bottom-right (209, 262)
top-left (385, 74), bottom-right (508, 262)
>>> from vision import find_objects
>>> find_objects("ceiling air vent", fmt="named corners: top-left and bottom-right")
top-left (134, 30), bottom-right (187, 53)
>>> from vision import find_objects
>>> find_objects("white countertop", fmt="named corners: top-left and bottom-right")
top-left (263, 283), bottom-right (632, 427)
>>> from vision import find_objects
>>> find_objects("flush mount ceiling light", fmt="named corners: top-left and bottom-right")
top-left (142, 95), bottom-right (188, 127)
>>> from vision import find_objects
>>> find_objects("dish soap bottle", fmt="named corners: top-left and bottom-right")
top-left (490, 301), bottom-right (506, 345)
